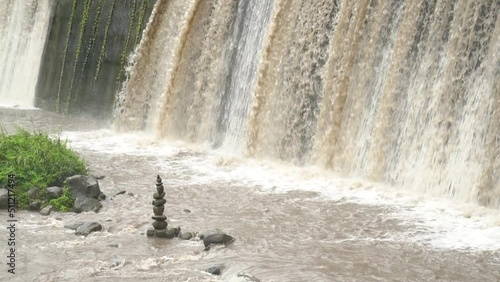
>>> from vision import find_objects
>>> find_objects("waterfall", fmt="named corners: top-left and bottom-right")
top-left (115, 0), bottom-right (499, 208)
top-left (0, 0), bottom-right (54, 107)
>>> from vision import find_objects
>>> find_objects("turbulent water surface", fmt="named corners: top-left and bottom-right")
top-left (1, 108), bottom-right (500, 282)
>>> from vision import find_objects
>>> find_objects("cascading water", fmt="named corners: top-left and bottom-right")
top-left (115, 0), bottom-right (499, 208)
top-left (0, 0), bottom-right (53, 107)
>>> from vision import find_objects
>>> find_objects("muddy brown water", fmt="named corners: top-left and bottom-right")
top-left (1, 108), bottom-right (499, 282)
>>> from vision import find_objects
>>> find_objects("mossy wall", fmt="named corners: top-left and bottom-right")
top-left (35, 0), bottom-right (156, 119)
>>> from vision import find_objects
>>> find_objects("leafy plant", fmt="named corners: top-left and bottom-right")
top-left (50, 188), bottom-right (75, 212)
top-left (0, 128), bottom-right (87, 209)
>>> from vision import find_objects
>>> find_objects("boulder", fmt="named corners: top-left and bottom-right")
top-left (64, 222), bottom-right (84, 230)
top-left (73, 196), bottom-right (102, 213)
top-left (40, 205), bottom-right (54, 216)
top-left (28, 201), bottom-right (41, 211)
top-left (235, 272), bottom-right (261, 282)
top-left (178, 231), bottom-right (193, 240)
top-left (116, 190), bottom-right (126, 196)
top-left (206, 265), bottom-right (223, 276)
top-left (203, 232), bottom-right (234, 247)
top-left (66, 175), bottom-right (101, 199)
top-left (27, 187), bottom-right (40, 199)
top-left (46, 187), bottom-right (64, 199)
top-left (75, 222), bottom-right (102, 236)
top-left (0, 189), bottom-right (8, 209)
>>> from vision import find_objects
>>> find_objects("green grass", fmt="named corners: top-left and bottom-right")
top-left (50, 188), bottom-right (75, 212)
top-left (0, 128), bottom-right (87, 209)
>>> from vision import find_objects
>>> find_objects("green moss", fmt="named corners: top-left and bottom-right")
top-left (134, 0), bottom-right (149, 47)
top-left (75, 0), bottom-right (105, 101)
top-left (65, 0), bottom-right (92, 114)
top-left (116, 0), bottom-right (138, 90)
top-left (56, 0), bottom-right (78, 113)
top-left (94, 0), bottom-right (117, 87)
top-left (50, 187), bottom-right (75, 212)
top-left (0, 128), bottom-right (87, 209)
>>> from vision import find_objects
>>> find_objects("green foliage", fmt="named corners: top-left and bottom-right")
top-left (50, 188), bottom-right (74, 212)
top-left (0, 128), bottom-right (86, 209)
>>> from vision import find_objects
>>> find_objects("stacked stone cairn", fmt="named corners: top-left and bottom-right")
top-left (147, 175), bottom-right (180, 238)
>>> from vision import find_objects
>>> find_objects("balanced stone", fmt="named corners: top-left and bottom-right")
top-left (153, 205), bottom-right (164, 215)
top-left (152, 215), bottom-right (167, 221)
top-left (153, 192), bottom-right (165, 199)
top-left (152, 199), bottom-right (166, 206)
top-left (152, 220), bottom-right (168, 230)
top-left (147, 175), bottom-right (180, 239)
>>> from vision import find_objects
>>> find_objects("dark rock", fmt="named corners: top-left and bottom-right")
top-left (127, 192), bottom-right (134, 197)
top-left (66, 175), bottom-right (101, 199)
top-left (152, 199), bottom-right (166, 206)
top-left (75, 222), bottom-right (102, 236)
top-left (73, 196), bottom-right (102, 213)
top-left (183, 209), bottom-right (191, 213)
top-left (28, 201), bottom-right (41, 211)
top-left (155, 229), bottom-right (174, 238)
top-left (172, 226), bottom-right (181, 237)
top-left (107, 244), bottom-right (119, 248)
top-left (151, 215), bottom-right (167, 221)
top-left (146, 228), bottom-right (155, 237)
top-left (116, 190), bottom-right (126, 195)
top-left (178, 231), bottom-right (193, 240)
top-left (94, 175), bottom-right (106, 180)
top-left (27, 187), bottom-right (40, 199)
top-left (64, 222), bottom-right (84, 230)
top-left (206, 265), bottom-right (223, 276)
top-left (110, 256), bottom-right (125, 268)
top-left (203, 233), bottom-right (234, 247)
top-left (40, 205), bottom-right (54, 216)
top-left (0, 189), bottom-right (8, 209)
top-left (236, 272), bottom-right (261, 282)
top-left (46, 186), bottom-right (64, 199)
top-left (152, 220), bottom-right (168, 230)
top-left (153, 205), bottom-right (164, 215)
top-left (98, 192), bottom-right (106, 200)
top-left (153, 192), bottom-right (165, 199)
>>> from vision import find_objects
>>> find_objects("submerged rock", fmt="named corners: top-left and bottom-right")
top-left (206, 265), bottom-right (223, 276)
top-left (73, 196), bottom-right (102, 213)
top-left (40, 205), bottom-right (54, 216)
top-left (178, 231), bottom-right (193, 240)
top-left (203, 232), bottom-right (234, 247)
top-left (75, 222), bottom-right (102, 236)
top-left (64, 222), bottom-right (84, 230)
top-left (66, 175), bottom-right (102, 199)
top-left (235, 272), bottom-right (261, 282)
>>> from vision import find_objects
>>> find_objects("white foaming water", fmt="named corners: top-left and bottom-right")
top-left (0, 0), bottom-right (53, 107)
top-left (62, 130), bottom-right (500, 251)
